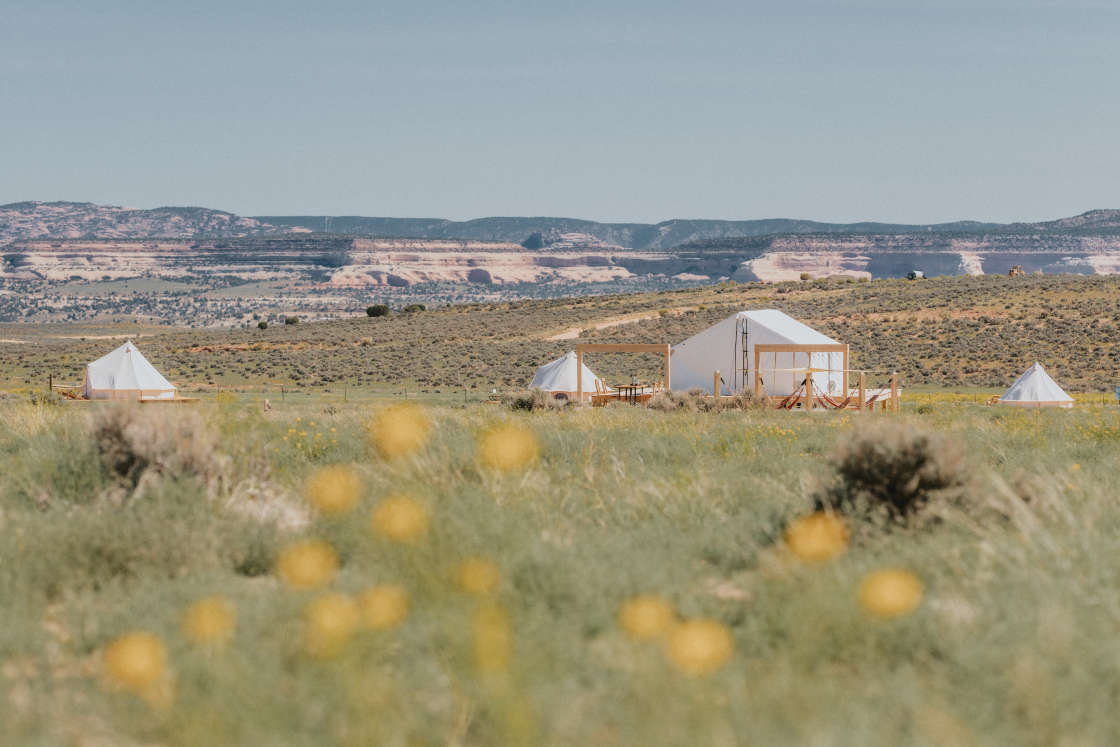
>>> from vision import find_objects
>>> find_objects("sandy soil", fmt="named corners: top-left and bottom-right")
top-left (546, 307), bottom-right (699, 341)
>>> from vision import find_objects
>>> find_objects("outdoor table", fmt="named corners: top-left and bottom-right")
top-left (615, 382), bottom-right (650, 404)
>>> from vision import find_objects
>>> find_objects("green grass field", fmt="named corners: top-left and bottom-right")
top-left (2, 394), bottom-right (1119, 745)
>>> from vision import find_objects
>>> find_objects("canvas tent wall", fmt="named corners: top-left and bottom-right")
top-left (530, 351), bottom-right (609, 401)
top-left (997, 362), bottom-right (1073, 408)
top-left (670, 309), bottom-right (845, 396)
top-left (83, 341), bottom-right (177, 400)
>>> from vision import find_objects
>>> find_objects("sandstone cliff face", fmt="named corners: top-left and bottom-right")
top-left (1, 236), bottom-right (681, 286)
top-left (7, 203), bottom-right (1120, 288)
top-left (10, 231), bottom-right (1120, 287)
top-left (725, 233), bottom-right (1120, 282)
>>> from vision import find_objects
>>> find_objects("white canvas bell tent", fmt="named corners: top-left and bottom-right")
top-left (670, 309), bottom-right (845, 396)
top-left (82, 341), bottom-right (177, 401)
top-left (529, 351), bottom-right (610, 401)
top-left (997, 362), bottom-right (1073, 408)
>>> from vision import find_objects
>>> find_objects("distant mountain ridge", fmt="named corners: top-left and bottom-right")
top-left (5, 201), bottom-right (1120, 251)
top-left (256, 214), bottom-right (1009, 250)
top-left (0, 201), bottom-right (283, 247)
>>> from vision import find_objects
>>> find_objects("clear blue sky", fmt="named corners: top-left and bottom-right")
top-left (2, 0), bottom-right (1117, 223)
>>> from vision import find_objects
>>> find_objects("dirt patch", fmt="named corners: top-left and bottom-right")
top-left (545, 307), bottom-right (699, 340)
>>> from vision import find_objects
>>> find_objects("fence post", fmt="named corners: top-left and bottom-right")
top-left (858, 371), bottom-right (866, 412)
top-left (713, 370), bottom-right (720, 398)
top-left (890, 373), bottom-right (899, 412)
top-left (805, 370), bottom-right (814, 413)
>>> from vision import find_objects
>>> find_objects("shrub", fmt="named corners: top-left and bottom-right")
top-left (647, 389), bottom-right (703, 412)
top-left (285, 316), bottom-right (300, 325)
top-left (799, 272), bottom-right (811, 281)
top-left (502, 389), bottom-right (569, 412)
top-left (91, 405), bottom-right (223, 497)
top-left (816, 422), bottom-right (968, 521)
top-left (403, 304), bottom-right (426, 313)
top-left (366, 304), bottom-right (390, 318)
top-left (257, 321), bottom-right (268, 330)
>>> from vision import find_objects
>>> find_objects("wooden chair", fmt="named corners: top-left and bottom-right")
top-left (592, 379), bottom-right (621, 407)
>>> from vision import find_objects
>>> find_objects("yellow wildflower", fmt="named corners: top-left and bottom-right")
top-left (618, 595), bottom-right (676, 640)
top-left (784, 512), bottom-right (849, 563)
top-left (457, 557), bottom-right (501, 595)
top-left (305, 465), bottom-right (361, 516)
top-left (358, 585), bottom-right (410, 630)
top-left (666, 619), bottom-right (734, 676)
top-left (370, 404), bottom-right (431, 458)
top-left (371, 495), bottom-right (429, 542)
top-left (859, 569), bottom-right (924, 619)
top-left (103, 631), bottom-right (167, 696)
top-left (276, 539), bottom-right (339, 589)
top-left (479, 422), bottom-right (539, 471)
top-left (181, 596), bottom-right (236, 647)
top-left (473, 603), bottom-right (512, 673)
top-left (304, 593), bottom-right (359, 658)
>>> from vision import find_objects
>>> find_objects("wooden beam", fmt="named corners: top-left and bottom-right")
top-left (753, 348), bottom-right (762, 397)
top-left (752, 343), bottom-right (848, 353)
top-left (713, 370), bottom-right (720, 397)
top-left (857, 371), bottom-right (866, 412)
top-left (890, 372), bottom-right (899, 413)
top-left (842, 344), bottom-right (849, 396)
top-left (805, 370), bottom-right (814, 413)
top-left (664, 348), bottom-right (671, 391)
top-left (575, 343), bottom-right (672, 354)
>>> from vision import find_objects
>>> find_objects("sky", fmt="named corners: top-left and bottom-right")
top-left (2, 0), bottom-right (1118, 224)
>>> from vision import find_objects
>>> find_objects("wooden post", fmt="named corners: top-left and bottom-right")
top-left (576, 347), bottom-right (584, 404)
top-left (663, 345), bottom-right (671, 392)
top-left (890, 373), bottom-right (899, 412)
top-left (842, 344), bottom-right (849, 396)
top-left (857, 372), bottom-right (866, 412)
top-left (753, 349), bottom-right (762, 398)
top-left (48, 373), bottom-right (53, 396)
top-left (713, 370), bottom-right (720, 398)
top-left (805, 370), bottom-right (814, 413)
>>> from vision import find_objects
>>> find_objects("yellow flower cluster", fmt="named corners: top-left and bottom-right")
top-left (181, 596), bottom-right (236, 647)
top-left (359, 585), bottom-right (410, 630)
top-left (858, 569), bottom-right (924, 619)
top-left (304, 592), bottom-right (361, 658)
top-left (370, 404), bottom-right (431, 458)
top-left (276, 539), bottom-right (339, 589)
top-left (282, 417), bottom-right (339, 458)
top-left (103, 632), bottom-right (168, 699)
top-left (305, 465), bottom-right (362, 516)
top-left (473, 602), bottom-right (512, 673)
top-left (478, 422), bottom-right (540, 471)
top-left (371, 494), bottom-right (430, 542)
top-left (784, 512), bottom-right (849, 563)
top-left (617, 595), bottom-right (734, 676)
top-left (457, 557), bottom-right (501, 595)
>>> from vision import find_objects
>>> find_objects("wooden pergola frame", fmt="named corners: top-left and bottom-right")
top-left (575, 343), bottom-right (671, 403)
top-left (749, 343), bottom-right (899, 412)
top-left (752, 343), bottom-right (849, 399)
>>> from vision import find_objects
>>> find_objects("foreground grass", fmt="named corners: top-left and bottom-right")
top-left (1, 397), bottom-right (1119, 745)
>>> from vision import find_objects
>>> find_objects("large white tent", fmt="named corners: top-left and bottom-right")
top-left (997, 362), bottom-right (1073, 408)
top-left (83, 341), bottom-right (177, 400)
top-left (529, 351), bottom-right (609, 401)
top-left (670, 309), bottom-right (845, 396)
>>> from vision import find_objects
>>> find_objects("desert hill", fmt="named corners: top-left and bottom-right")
top-left (5, 273), bottom-right (1120, 393)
